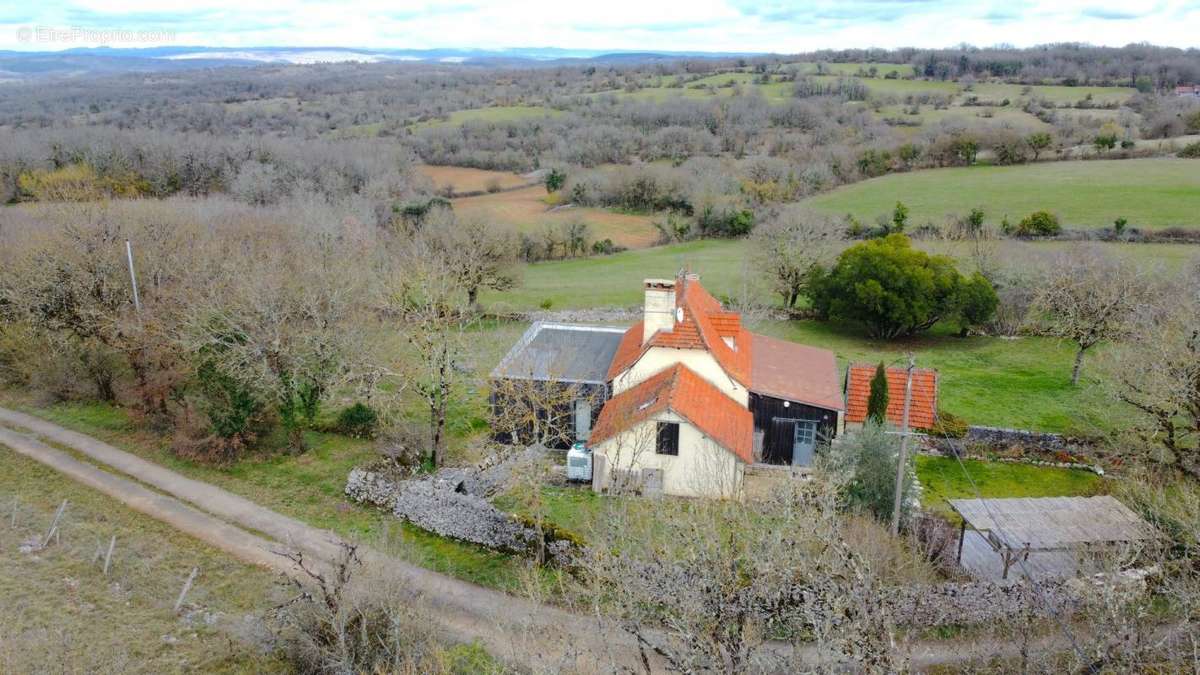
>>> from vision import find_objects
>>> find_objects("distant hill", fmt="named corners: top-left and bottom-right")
top-left (0, 46), bottom-right (766, 81)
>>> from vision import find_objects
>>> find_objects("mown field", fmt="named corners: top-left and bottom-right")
top-left (802, 158), bottom-right (1200, 230)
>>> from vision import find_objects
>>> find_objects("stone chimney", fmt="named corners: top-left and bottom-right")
top-left (642, 278), bottom-right (676, 344)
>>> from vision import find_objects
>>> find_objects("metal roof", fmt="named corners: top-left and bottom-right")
top-left (948, 496), bottom-right (1157, 552)
top-left (491, 322), bottom-right (626, 384)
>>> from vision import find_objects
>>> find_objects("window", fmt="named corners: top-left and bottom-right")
top-left (656, 422), bottom-right (679, 456)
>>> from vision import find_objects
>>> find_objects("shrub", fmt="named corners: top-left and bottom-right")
top-left (485, 177), bottom-right (502, 193)
top-left (928, 409), bottom-right (968, 438)
top-left (335, 402), bottom-right (379, 438)
top-left (808, 234), bottom-right (998, 339)
top-left (538, 298), bottom-right (553, 310)
top-left (1178, 141), bottom-right (1200, 158)
top-left (822, 422), bottom-right (916, 526)
top-left (591, 238), bottom-right (617, 255)
top-left (544, 167), bottom-right (566, 193)
top-left (1013, 210), bottom-right (1061, 237)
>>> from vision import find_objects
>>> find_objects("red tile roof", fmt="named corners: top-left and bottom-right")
top-left (844, 364), bottom-right (939, 430)
top-left (749, 333), bottom-right (844, 411)
top-left (605, 276), bottom-right (752, 386)
top-left (590, 364), bottom-right (754, 464)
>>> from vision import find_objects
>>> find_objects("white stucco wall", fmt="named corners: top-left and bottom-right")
top-left (611, 347), bottom-right (748, 406)
top-left (593, 411), bottom-right (744, 499)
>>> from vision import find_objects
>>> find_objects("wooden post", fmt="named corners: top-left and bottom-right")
top-left (174, 567), bottom-right (198, 613)
top-left (9, 497), bottom-right (16, 529)
top-left (43, 499), bottom-right (66, 547)
top-left (890, 355), bottom-right (915, 537)
top-left (956, 518), bottom-right (967, 563)
top-left (103, 535), bottom-right (116, 576)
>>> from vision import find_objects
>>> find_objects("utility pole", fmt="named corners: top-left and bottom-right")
top-left (125, 239), bottom-right (142, 318)
top-left (890, 354), bottom-right (915, 537)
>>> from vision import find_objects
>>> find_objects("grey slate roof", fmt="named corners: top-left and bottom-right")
top-left (491, 322), bottom-right (626, 384)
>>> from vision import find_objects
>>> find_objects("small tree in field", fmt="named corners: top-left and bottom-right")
top-left (890, 201), bottom-right (909, 234)
top-left (809, 234), bottom-right (998, 339)
top-left (867, 362), bottom-right (889, 424)
top-left (1028, 247), bottom-right (1152, 386)
top-left (1026, 131), bottom-right (1052, 160)
top-left (544, 168), bottom-right (566, 193)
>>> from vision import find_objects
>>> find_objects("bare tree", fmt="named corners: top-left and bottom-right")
top-left (418, 209), bottom-right (520, 309)
top-left (750, 207), bottom-right (844, 310)
top-left (578, 476), bottom-right (907, 674)
top-left (383, 235), bottom-right (476, 467)
top-left (1107, 268), bottom-right (1200, 478)
top-left (1027, 247), bottom-right (1153, 385)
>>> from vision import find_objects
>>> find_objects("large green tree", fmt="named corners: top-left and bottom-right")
top-left (809, 234), bottom-right (997, 339)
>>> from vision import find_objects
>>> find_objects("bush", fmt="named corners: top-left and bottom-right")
top-left (822, 422), bottom-right (916, 526)
top-left (1012, 210), bottom-right (1061, 237)
top-left (1178, 141), bottom-right (1200, 158)
top-left (335, 402), bottom-right (379, 438)
top-left (538, 298), bottom-right (553, 310)
top-left (928, 409), bottom-right (968, 438)
top-left (808, 234), bottom-right (998, 339)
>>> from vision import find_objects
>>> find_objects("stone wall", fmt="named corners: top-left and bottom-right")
top-left (964, 425), bottom-right (1075, 451)
top-left (890, 580), bottom-right (1073, 627)
top-left (345, 448), bottom-right (577, 565)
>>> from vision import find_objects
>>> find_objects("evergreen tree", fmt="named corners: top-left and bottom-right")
top-left (867, 362), bottom-right (890, 424)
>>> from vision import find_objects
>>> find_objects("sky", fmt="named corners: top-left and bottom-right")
top-left (2, 1), bottom-right (1198, 53)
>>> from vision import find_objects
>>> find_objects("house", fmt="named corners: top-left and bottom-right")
top-left (1175, 84), bottom-right (1200, 98)
top-left (843, 363), bottom-right (939, 430)
top-left (491, 273), bottom-right (843, 499)
top-left (490, 322), bottom-right (625, 449)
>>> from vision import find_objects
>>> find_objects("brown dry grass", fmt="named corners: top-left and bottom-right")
top-left (0, 446), bottom-right (284, 673)
top-left (415, 165), bottom-right (660, 249)
top-left (415, 165), bottom-right (531, 193)
top-left (454, 185), bottom-right (660, 249)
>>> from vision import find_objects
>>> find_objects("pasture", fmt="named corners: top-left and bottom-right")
top-left (412, 105), bottom-right (563, 130)
top-left (416, 164), bottom-right (534, 193)
top-left (453, 184), bottom-right (661, 249)
top-left (802, 158), bottom-right (1200, 230)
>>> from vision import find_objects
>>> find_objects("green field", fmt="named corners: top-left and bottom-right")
top-left (871, 103), bottom-right (1049, 134)
top-left (803, 158), bottom-right (1200, 230)
top-left (916, 455), bottom-right (1103, 518)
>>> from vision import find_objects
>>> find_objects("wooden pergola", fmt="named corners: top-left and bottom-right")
top-left (949, 496), bottom-right (1157, 580)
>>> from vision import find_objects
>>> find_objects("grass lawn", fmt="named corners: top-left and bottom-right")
top-left (483, 239), bottom-right (752, 311)
top-left (0, 392), bottom-right (536, 593)
top-left (915, 454), bottom-right (1103, 519)
top-left (756, 320), bottom-right (1125, 434)
top-left (802, 158), bottom-right (1200, 230)
top-left (0, 445), bottom-right (285, 672)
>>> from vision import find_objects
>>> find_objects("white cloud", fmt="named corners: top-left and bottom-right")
top-left (3, 0), bottom-right (1198, 51)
